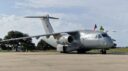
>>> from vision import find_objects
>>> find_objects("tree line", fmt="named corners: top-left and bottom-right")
top-left (0, 31), bottom-right (55, 52)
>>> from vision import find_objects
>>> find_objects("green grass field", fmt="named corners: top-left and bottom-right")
top-left (87, 48), bottom-right (128, 54)
top-left (108, 48), bottom-right (128, 53)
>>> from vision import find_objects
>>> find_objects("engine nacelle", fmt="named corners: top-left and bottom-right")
top-left (57, 34), bottom-right (74, 44)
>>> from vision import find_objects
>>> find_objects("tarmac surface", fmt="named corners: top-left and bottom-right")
top-left (0, 52), bottom-right (128, 71)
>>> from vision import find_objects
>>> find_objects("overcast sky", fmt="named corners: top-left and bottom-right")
top-left (0, 0), bottom-right (127, 47)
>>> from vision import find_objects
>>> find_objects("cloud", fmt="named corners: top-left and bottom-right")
top-left (0, 13), bottom-right (85, 45)
top-left (1, 0), bottom-right (128, 46)
top-left (0, 15), bottom-right (43, 37)
top-left (0, 13), bottom-right (85, 37)
top-left (16, 0), bottom-right (86, 8)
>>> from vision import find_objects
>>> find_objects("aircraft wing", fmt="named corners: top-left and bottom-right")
top-left (1, 30), bottom-right (82, 42)
top-left (1, 34), bottom-right (46, 42)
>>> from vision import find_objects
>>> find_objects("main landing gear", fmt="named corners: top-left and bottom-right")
top-left (100, 49), bottom-right (107, 54)
top-left (77, 49), bottom-right (86, 54)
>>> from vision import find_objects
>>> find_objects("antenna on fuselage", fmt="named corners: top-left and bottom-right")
top-left (25, 15), bottom-right (59, 34)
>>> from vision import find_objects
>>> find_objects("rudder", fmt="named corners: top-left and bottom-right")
top-left (25, 15), bottom-right (59, 34)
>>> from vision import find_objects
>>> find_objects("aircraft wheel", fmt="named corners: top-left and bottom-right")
top-left (77, 49), bottom-right (86, 54)
top-left (60, 46), bottom-right (67, 53)
top-left (100, 49), bottom-right (107, 54)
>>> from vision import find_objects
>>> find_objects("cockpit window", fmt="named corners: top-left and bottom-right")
top-left (102, 33), bottom-right (109, 37)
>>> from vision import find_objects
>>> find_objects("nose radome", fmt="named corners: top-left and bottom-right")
top-left (106, 38), bottom-right (114, 47)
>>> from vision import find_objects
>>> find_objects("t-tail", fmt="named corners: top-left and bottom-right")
top-left (25, 15), bottom-right (59, 34)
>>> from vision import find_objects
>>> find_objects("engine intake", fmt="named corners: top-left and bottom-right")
top-left (58, 34), bottom-right (74, 44)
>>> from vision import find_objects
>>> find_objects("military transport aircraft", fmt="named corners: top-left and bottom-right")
top-left (2, 15), bottom-right (116, 54)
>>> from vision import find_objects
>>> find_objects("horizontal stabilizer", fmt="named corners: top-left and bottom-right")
top-left (25, 15), bottom-right (59, 19)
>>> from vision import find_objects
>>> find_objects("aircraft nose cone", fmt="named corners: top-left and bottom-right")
top-left (105, 38), bottom-right (114, 47)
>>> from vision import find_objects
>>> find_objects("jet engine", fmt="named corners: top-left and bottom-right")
top-left (58, 34), bottom-right (74, 44)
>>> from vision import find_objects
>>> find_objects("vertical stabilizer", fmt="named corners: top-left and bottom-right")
top-left (25, 15), bottom-right (59, 34)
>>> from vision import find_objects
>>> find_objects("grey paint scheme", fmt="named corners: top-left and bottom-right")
top-left (41, 30), bottom-right (114, 50)
top-left (2, 15), bottom-right (115, 53)
top-left (27, 15), bottom-right (114, 52)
